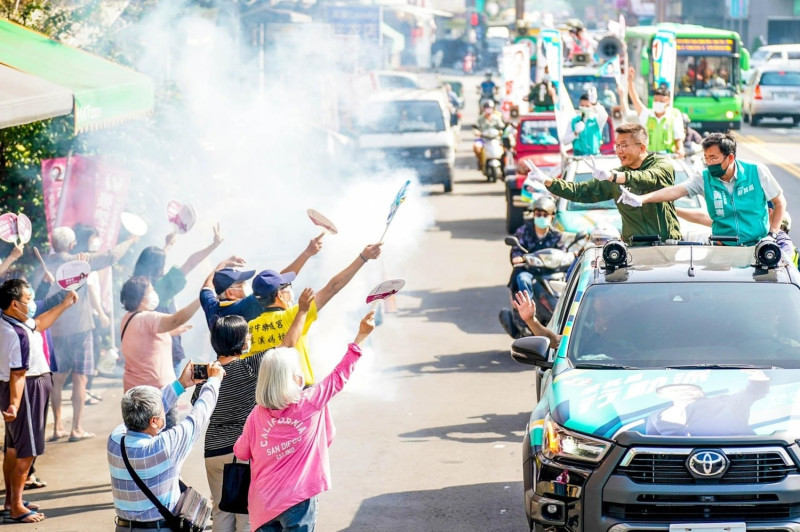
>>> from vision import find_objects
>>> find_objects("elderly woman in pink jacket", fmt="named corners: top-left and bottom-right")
top-left (234, 311), bottom-right (375, 531)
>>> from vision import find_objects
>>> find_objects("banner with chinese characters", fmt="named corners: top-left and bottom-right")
top-left (41, 155), bottom-right (131, 252)
top-left (652, 29), bottom-right (677, 105)
top-left (500, 43), bottom-right (530, 121)
top-left (41, 156), bottom-right (131, 316)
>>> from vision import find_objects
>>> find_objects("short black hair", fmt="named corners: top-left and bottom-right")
top-left (121, 276), bottom-right (151, 312)
top-left (654, 86), bottom-right (671, 98)
top-left (579, 93), bottom-right (590, 102)
top-left (702, 132), bottom-right (736, 157)
top-left (210, 315), bottom-right (249, 357)
top-left (133, 247), bottom-right (166, 280)
top-left (73, 223), bottom-right (98, 254)
top-left (0, 279), bottom-right (29, 311)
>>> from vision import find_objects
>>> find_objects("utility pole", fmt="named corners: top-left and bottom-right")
top-left (515, 0), bottom-right (524, 25)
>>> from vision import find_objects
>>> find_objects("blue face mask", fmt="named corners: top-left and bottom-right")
top-left (534, 216), bottom-right (551, 229)
top-left (26, 299), bottom-right (37, 319)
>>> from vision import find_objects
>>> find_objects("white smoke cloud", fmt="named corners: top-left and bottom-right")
top-left (84, 1), bottom-right (435, 378)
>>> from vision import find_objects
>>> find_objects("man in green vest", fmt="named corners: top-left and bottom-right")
top-left (627, 68), bottom-right (685, 156)
top-left (563, 88), bottom-right (608, 156)
top-left (526, 122), bottom-right (682, 244)
top-left (618, 133), bottom-right (793, 255)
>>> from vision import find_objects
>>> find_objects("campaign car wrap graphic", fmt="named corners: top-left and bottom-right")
top-left (539, 368), bottom-right (800, 442)
top-left (530, 270), bottom-right (591, 448)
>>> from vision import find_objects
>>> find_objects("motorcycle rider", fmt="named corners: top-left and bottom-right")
top-left (478, 71), bottom-right (498, 107)
top-left (627, 68), bottom-right (685, 157)
top-left (499, 196), bottom-right (565, 337)
top-left (473, 101), bottom-right (506, 170)
top-left (563, 88), bottom-right (608, 156)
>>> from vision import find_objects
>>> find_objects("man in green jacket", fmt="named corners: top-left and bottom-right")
top-left (527, 122), bottom-right (682, 243)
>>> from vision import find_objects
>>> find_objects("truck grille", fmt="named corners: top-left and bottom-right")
top-left (616, 448), bottom-right (798, 484)
top-left (604, 502), bottom-right (800, 521)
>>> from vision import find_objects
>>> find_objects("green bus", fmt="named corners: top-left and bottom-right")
top-left (625, 24), bottom-right (751, 132)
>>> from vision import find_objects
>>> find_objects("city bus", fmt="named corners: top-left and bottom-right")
top-left (625, 24), bottom-right (751, 131)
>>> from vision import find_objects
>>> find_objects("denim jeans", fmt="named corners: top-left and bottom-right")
top-left (511, 269), bottom-right (535, 298)
top-left (256, 497), bottom-right (317, 532)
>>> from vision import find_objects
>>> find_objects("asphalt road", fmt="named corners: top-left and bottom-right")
top-left (12, 82), bottom-right (800, 532)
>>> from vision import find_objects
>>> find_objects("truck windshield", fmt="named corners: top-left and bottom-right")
top-left (519, 119), bottom-right (558, 145)
top-left (563, 75), bottom-right (619, 109)
top-left (358, 101), bottom-right (445, 134)
top-left (567, 283), bottom-right (800, 368)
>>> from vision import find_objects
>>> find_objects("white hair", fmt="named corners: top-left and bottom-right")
top-left (51, 227), bottom-right (76, 253)
top-left (121, 386), bottom-right (163, 432)
top-left (255, 347), bottom-right (304, 410)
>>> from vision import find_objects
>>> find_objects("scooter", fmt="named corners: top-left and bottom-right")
top-left (475, 127), bottom-right (505, 182)
top-left (498, 234), bottom-right (582, 339)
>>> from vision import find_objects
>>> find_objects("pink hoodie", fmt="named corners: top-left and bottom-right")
top-left (234, 343), bottom-right (362, 529)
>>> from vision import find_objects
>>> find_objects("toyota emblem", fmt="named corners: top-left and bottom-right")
top-left (687, 450), bottom-right (729, 478)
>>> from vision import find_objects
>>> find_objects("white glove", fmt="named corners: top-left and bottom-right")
top-left (617, 185), bottom-right (644, 208)
top-left (573, 121), bottom-right (586, 134)
top-left (587, 86), bottom-right (598, 105)
top-left (592, 168), bottom-right (613, 181)
top-left (524, 161), bottom-right (549, 184)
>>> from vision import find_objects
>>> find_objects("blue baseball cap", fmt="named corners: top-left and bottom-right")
top-left (213, 268), bottom-right (256, 295)
top-left (252, 269), bottom-right (296, 300)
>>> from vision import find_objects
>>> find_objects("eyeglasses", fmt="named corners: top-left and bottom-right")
top-left (532, 209), bottom-right (551, 217)
top-left (614, 143), bottom-right (642, 151)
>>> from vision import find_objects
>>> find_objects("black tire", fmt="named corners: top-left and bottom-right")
top-left (491, 166), bottom-right (502, 183)
top-left (443, 179), bottom-right (453, 193)
top-left (506, 187), bottom-right (524, 234)
top-left (793, 117), bottom-right (800, 127)
top-left (752, 113), bottom-right (761, 127)
top-left (744, 110), bottom-right (751, 124)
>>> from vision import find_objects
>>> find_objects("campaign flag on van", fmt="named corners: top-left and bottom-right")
top-left (652, 29), bottom-right (677, 105)
top-left (500, 43), bottom-right (530, 121)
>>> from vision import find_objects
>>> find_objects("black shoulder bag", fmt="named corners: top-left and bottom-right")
top-left (120, 436), bottom-right (210, 532)
top-left (120, 311), bottom-right (142, 342)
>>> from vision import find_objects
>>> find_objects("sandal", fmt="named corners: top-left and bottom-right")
top-left (6, 510), bottom-right (45, 523)
top-left (68, 432), bottom-right (95, 442)
top-left (24, 476), bottom-right (47, 490)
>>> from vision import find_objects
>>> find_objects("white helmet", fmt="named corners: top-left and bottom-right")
top-left (590, 224), bottom-right (620, 245)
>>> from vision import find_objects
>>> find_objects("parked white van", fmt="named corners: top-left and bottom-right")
top-left (355, 89), bottom-right (456, 193)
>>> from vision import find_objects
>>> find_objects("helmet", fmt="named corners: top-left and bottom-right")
top-left (782, 212), bottom-right (792, 233)
top-left (482, 99), bottom-right (495, 109)
top-left (590, 224), bottom-right (621, 245)
top-left (528, 196), bottom-right (556, 215)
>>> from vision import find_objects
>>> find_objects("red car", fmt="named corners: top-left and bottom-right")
top-left (504, 112), bottom-right (615, 233)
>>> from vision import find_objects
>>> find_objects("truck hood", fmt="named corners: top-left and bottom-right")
top-left (547, 368), bottom-right (800, 440)
top-left (555, 210), bottom-right (621, 234)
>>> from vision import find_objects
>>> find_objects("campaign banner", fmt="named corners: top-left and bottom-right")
top-left (652, 29), bottom-right (677, 104)
top-left (538, 29), bottom-right (576, 143)
top-left (41, 156), bottom-right (131, 253)
top-left (41, 156), bottom-right (131, 317)
top-left (500, 44), bottom-right (530, 121)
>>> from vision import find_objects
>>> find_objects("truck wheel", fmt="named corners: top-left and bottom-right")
top-left (506, 188), bottom-right (524, 234)
top-left (443, 179), bottom-right (453, 193)
top-left (751, 113), bottom-right (761, 127)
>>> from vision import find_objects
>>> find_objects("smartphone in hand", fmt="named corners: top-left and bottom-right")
top-left (192, 363), bottom-right (209, 381)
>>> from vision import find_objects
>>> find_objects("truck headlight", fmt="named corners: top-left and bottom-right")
top-left (542, 415), bottom-right (612, 463)
top-left (725, 110), bottom-right (735, 119)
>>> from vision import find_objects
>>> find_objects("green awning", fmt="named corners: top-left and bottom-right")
top-left (0, 19), bottom-right (154, 132)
